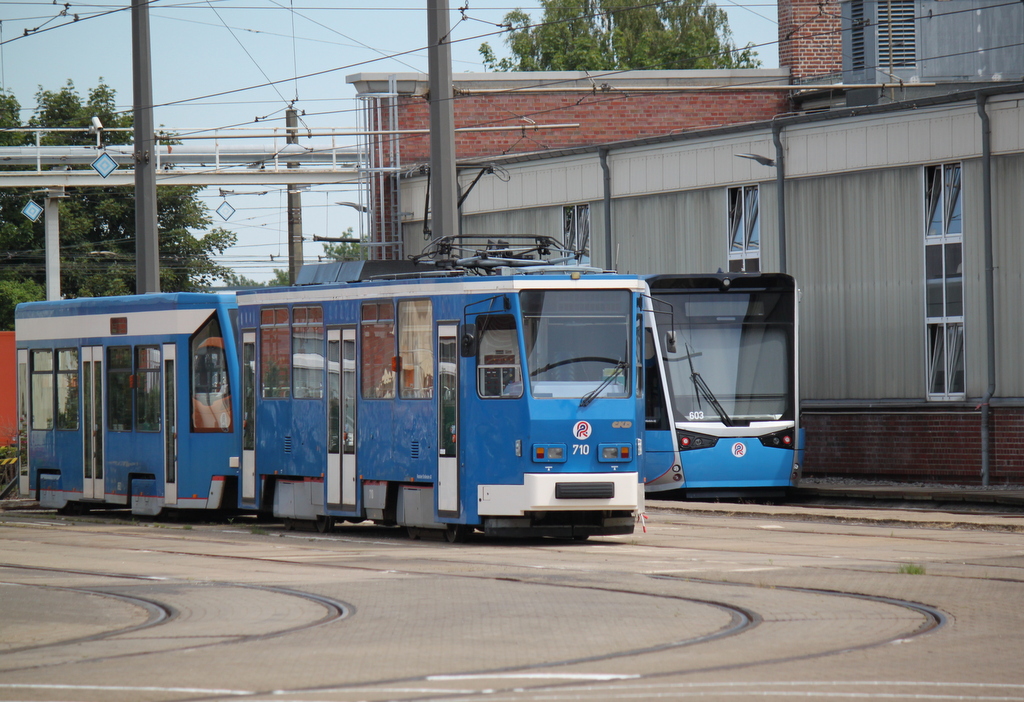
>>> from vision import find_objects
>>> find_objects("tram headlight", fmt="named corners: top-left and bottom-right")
top-left (758, 430), bottom-right (795, 449)
top-left (532, 444), bottom-right (567, 463)
top-left (677, 430), bottom-right (718, 451)
top-left (597, 443), bottom-right (632, 463)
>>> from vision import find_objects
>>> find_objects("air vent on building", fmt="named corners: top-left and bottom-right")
top-left (878, 0), bottom-right (917, 70)
top-left (850, 0), bottom-right (866, 71)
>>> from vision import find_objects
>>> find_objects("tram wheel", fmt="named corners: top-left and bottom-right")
top-left (445, 524), bottom-right (471, 543)
top-left (315, 515), bottom-right (335, 533)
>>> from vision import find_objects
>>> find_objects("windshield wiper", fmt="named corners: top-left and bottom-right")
top-left (579, 360), bottom-right (628, 408)
top-left (531, 356), bottom-right (621, 377)
top-left (682, 344), bottom-right (734, 427)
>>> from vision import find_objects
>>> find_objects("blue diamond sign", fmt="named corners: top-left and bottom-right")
top-left (216, 201), bottom-right (236, 221)
top-left (21, 200), bottom-right (43, 222)
top-left (91, 152), bottom-right (118, 178)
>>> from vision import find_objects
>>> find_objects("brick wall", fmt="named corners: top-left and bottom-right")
top-left (778, 0), bottom-right (843, 80)
top-left (803, 408), bottom-right (1024, 485)
top-left (384, 91), bottom-right (790, 163)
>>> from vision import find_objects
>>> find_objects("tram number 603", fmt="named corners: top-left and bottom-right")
top-left (687, 411), bottom-right (705, 421)
top-left (573, 444), bottom-right (590, 455)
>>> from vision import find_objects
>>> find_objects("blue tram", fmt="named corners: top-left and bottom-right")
top-left (236, 266), bottom-right (647, 540)
top-left (642, 273), bottom-right (803, 498)
top-left (15, 293), bottom-right (241, 515)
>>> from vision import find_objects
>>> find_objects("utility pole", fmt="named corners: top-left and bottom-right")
top-left (43, 187), bottom-right (66, 300)
top-left (132, 0), bottom-right (160, 293)
top-left (286, 107), bottom-right (304, 284)
top-left (427, 0), bottom-right (457, 242)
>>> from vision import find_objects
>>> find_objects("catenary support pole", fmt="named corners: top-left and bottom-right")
top-left (427, 0), bottom-right (458, 243)
top-left (43, 187), bottom-right (64, 300)
top-left (287, 107), bottom-right (304, 284)
top-left (132, 0), bottom-right (160, 293)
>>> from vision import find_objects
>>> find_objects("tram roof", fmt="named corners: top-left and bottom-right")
top-left (14, 292), bottom-right (236, 320)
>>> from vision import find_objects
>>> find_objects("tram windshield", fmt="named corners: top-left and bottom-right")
top-left (657, 291), bottom-right (793, 425)
top-left (521, 289), bottom-right (631, 400)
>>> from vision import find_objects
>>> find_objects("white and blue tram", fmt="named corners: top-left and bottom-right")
top-left (236, 265), bottom-right (647, 540)
top-left (642, 273), bottom-right (803, 498)
top-left (15, 293), bottom-right (241, 515)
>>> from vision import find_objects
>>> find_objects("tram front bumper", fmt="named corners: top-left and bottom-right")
top-left (477, 471), bottom-right (642, 516)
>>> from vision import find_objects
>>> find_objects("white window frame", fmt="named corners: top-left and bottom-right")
top-left (924, 162), bottom-right (965, 401)
top-left (563, 204), bottom-right (590, 258)
top-left (727, 184), bottom-right (760, 273)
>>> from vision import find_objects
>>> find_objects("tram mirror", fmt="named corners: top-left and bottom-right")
top-left (461, 323), bottom-right (477, 357)
top-left (666, 331), bottom-right (677, 354)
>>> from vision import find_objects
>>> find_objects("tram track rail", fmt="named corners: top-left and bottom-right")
top-left (0, 515), bottom-right (962, 702)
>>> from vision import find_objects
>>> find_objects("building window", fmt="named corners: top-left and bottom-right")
top-left (924, 163), bottom-right (964, 400)
top-left (563, 204), bottom-right (590, 257)
top-left (728, 185), bottom-right (760, 272)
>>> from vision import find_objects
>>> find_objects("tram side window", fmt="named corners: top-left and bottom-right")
top-left (56, 349), bottom-right (79, 430)
top-left (30, 350), bottom-right (54, 430)
top-left (361, 302), bottom-right (395, 399)
top-left (135, 346), bottom-right (161, 432)
top-left (293, 305), bottom-right (324, 400)
top-left (107, 346), bottom-right (133, 432)
top-left (193, 315), bottom-right (234, 432)
top-left (476, 314), bottom-right (522, 399)
top-left (261, 307), bottom-right (290, 399)
top-left (398, 299), bottom-right (433, 399)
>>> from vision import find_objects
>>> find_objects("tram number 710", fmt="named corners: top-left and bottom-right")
top-left (573, 444), bottom-right (590, 455)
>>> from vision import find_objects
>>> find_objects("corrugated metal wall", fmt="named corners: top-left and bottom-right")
top-left (608, 189), bottom-right (731, 275)
top-left (991, 153), bottom-right (1024, 397)
top-left (787, 167), bottom-right (925, 400)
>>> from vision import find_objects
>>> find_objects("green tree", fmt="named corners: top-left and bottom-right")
top-left (220, 271), bottom-right (267, 288)
top-left (480, 0), bottom-right (759, 72)
top-left (0, 81), bottom-right (237, 329)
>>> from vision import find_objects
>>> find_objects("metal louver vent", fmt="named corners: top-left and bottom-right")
top-left (850, 0), bottom-right (865, 70)
top-left (410, 441), bottom-right (421, 459)
top-left (283, 436), bottom-right (293, 453)
top-left (878, 0), bottom-right (916, 69)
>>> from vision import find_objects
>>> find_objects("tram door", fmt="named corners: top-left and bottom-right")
top-left (162, 343), bottom-right (177, 505)
top-left (81, 346), bottom-right (104, 500)
top-left (436, 325), bottom-right (459, 514)
top-left (241, 331), bottom-right (256, 503)
top-left (327, 328), bottom-right (357, 508)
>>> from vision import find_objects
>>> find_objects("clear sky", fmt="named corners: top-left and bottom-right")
top-left (1, 1), bottom-right (780, 283)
